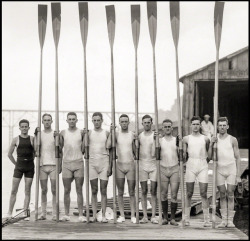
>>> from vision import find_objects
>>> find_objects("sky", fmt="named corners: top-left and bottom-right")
top-left (2, 1), bottom-right (249, 114)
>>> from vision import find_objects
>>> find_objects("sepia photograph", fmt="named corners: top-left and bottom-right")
top-left (2, 1), bottom-right (248, 239)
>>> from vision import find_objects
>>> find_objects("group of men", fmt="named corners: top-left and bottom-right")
top-left (6, 112), bottom-right (241, 228)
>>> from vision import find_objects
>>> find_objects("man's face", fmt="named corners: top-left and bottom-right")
top-left (66, 115), bottom-right (78, 128)
top-left (204, 115), bottom-right (210, 122)
top-left (42, 116), bottom-right (53, 129)
top-left (119, 117), bottom-right (129, 130)
top-left (162, 122), bottom-right (172, 135)
top-left (191, 120), bottom-right (201, 133)
top-left (218, 121), bottom-right (228, 134)
top-left (19, 123), bottom-right (30, 134)
top-left (92, 115), bottom-right (103, 129)
top-left (142, 118), bottom-right (152, 131)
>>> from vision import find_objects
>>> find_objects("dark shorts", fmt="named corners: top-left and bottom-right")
top-left (13, 160), bottom-right (35, 178)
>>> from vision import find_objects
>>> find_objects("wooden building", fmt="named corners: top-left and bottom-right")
top-left (180, 46), bottom-right (248, 148)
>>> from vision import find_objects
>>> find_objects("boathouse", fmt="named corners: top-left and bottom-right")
top-left (180, 46), bottom-right (248, 148)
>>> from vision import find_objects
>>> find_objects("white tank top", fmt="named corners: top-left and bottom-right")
top-left (139, 131), bottom-right (156, 167)
top-left (63, 128), bottom-right (83, 163)
top-left (159, 136), bottom-right (178, 168)
top-left (187, 134), bottom-right (207, 160)
top-left (117, 131), bottom-right (134, 164)
top-left (40, 130), bottom-right (56, 166)
top-left (217, 134), bottom-right (235, 167)
top-left (89, 129), bottom-right (108, 160)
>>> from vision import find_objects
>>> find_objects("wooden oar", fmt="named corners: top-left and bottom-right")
top-left (51, 2), bottom-right (61, 222)
top-left (78, 2), bottom-right (90, 223)
top-left (212, 1), bottom-right (224, 229)
top-left (105, 5), bottom-right (117, 224)
top-left (169, 1), bottom-right (185, 227)
top-left (35, 4), bottom-right (47, 221)
top-left (131, 4), bottom-right (140, 224)
top-left (147, 1), bottom-right (162, 225)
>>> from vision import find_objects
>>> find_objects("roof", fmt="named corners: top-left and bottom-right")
top-left (179, 46), bottom-right (248, 83)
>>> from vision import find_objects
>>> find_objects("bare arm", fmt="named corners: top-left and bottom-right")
top-left (182, 136), bottom-right (188, 163)
top-left (232, 137), bottom-right (241, 179)
top-left (8, 137), bottom-right (17, 165)
top-left (106, 131), bottom-right (112, 149)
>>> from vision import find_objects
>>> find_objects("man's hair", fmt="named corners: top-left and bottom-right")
top-left (19, 119), bottom-right (29, 127)
top-left (119, 114), bottom-right (129, 121)
top-left (67, 112), bottom-right (77, 118)
top-left (217, 117), bottom-right (229, 124)
top-left (162, 119), bottom-right (173, 125)
top-left (142, 114), bottom-right (153, 122)
top-left (190, 116), bottom-right (201, 123)
top-left (42, 113), bottom-right (52, 120)
top-left (92, 112), bottom-right (103, 120)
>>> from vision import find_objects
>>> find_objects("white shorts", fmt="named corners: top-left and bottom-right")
top-left (139, 161), bottom-right (157, 182)
top-left (217, 163), bottom-right (237, 186)
top-left (185, 158), bottom-right (208, 183)
top-left (89, 157), bottom-right (109, 181)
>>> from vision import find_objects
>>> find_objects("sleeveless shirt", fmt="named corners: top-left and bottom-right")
top-left (159, 136), bottom-right (178, 167)
top-left (40, 130), bottom-right (56, 166)
top-left (116, 131), bottom-right (134, 163)
top-left (187, 134), bottom-right (208, 160)
top-left (217, 134), bottom-right (235, 167)
top-left (63, 128), bottom-right (83, 163)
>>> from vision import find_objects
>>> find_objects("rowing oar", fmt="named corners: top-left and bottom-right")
top-left (78, 2), bottom-right (90, 223)
top-left (131, 4), bottom-right (140, 224)
top-left (51, 2), bottom-right (61, 222)
top-left (147, 1), bottom-right (162, 225)
top-left (212, 1), bottom-right (224, 229)
top-left (169, 1), bottom-right (185, 227)
top-left (35, 4), bottom-right (47, 221)
top-left (105, 5), bottom-right (117, 224)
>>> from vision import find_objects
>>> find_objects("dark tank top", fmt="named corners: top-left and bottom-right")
top-left (16, 135), bottom-right (34, 168)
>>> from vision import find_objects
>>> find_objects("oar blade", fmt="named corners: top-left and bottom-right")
top-left (105, 5), bottom-right (116, 48)
top-left (214, 1), bottom-right (225, 50)
top-left (170, 1), bottom-right (180, 48)
top-left (78, 2), bottom-right (88, 47)
top-left (147, 1), bottom-right (157, 47)
top-left (131, 5), bottom-right (140, 49)
top-left (38, 5), bottom-right (47, 49)
top-left (51, 2), bottom-right (61, 47)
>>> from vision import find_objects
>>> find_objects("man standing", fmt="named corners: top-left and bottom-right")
top-left (59, 112), bottom-right (86, 222)
top-left (106, 114), bottom-right (136, 224)
top-left (83, 112), bottom-right (112, 223)
top-left (183, 116), bottom-right (212, 227)
top-left (201, 114), bottom-right (214, 140)
top-left (158, 119), bottom-right (180, 226)
top-left (6, 119), bottom-right (35, 221)
top-left (210, 117), bottom-right (241, 228)
top-left (138, 115), bottom-right (158, 224)
top-left (36, 113), bottom-right (61, 221)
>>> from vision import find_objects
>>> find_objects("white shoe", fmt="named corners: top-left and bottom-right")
top-left (61, 215), bottom-right (70, 222)
top-left (3, 213), bottom-right (12, 220)
top-left (117, 216), bottom-right (125, 223)
top-left (131, 217), bottom-right (136, 224)
top-left (79, 216), bottom-right (87, 223)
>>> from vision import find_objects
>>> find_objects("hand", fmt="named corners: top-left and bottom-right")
top-left (211, 136), bottom-right (218, 145)
top-left (110, 123), bottom-right (116, 131)
top-left (34, 127), bottom-right (40, 136)
top-left (54, 131), bottom-right (59, 139)
top-left (107, 166), bottom-right (112, 177)
top-left (176, 135), bottom-right (182, 147)
top-left (82, 128), bottom-right (89, 135)
top-left (153, 131), bottom-right (159, 140)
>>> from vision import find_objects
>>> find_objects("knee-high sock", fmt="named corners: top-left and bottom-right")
top-left (161, 200), bottom-right (168, 220)
top-left (170, 202), bottom-right (178, 220)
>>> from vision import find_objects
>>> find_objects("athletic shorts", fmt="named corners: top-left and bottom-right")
top-left (13, 162), bottom-right (35, 179)
top-left (217, 163), bottom-right (237, 186)
top-left (89, 157), bottom-right (109, 181)
top-left (160, 164), bottom-right (180, 183)
top-left (62, 159), bottom-right (84, 179)
top-left (116, 161), bottom-right (135, 180)
top-left (40, 165), bottom-right (56, 180)
top-left (139, 162), bottom-right (157, 182)
top-left (185, 158), bottom-right (208, 183)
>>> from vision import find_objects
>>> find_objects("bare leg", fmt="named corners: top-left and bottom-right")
top-left (7, 177), bottom-right (22, 215)
top-left (185, 182), bottom-right (194, 208)
top-left (23, 177), bottom-right (33, 210)
top-left (90, 179), bottom-right (98, 219)
top-left (75, 177), bottom-right (84, 217)
top-left (62, 178), bottom-right (72, 216)
top-left (150, 181), bottom-right (157, 218)
top-left (50, 179), bottom-right (56, 216)
top-left (217, 185), bottom-right (227, 210)
top-left (227, 184), bottom-right (236, 211)
top-left (161, 180), bottom-right (169, 223)
top-left (100, 179), bottom-right (108, 218)
top-left (40, 179), bottom-right (48, 216)
top-left (199, 182), bottom-right (208, 209)
top-left (140, 181), bottom-right (148, 219)
top-left (116, 178), bottom-right (125, 218)
top-left (127, 179), bottom-right (136, 218)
